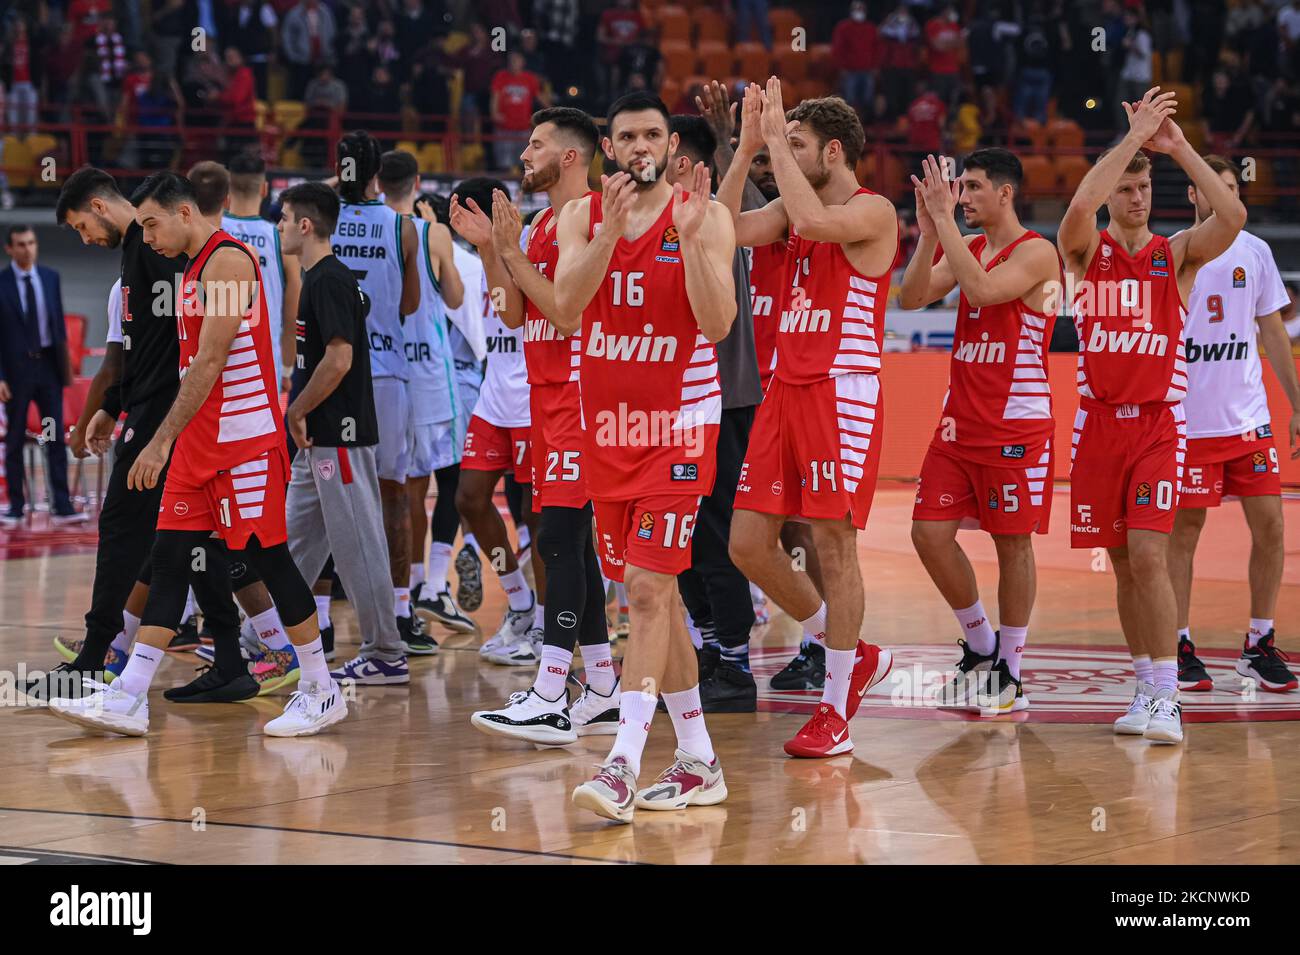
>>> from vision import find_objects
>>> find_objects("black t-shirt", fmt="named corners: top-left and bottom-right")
top-left (103, 220), bottom-right (185, 419)
top-left (296, 254), bottom-right (378, 448)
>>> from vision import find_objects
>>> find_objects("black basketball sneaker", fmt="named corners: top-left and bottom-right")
top-left (166, 615), bottom-right (202, 652)
top-left (769, 641), bottom-right (826, 691)
top-left (939, 635), bottom-right (1000, 708)
top-left (1237, 631), bottom-right (1297, 692)
top-left (700, 660), bottom-right (758, 713)
top-left (1177, 636), bottom-right (1213, 691)
top-left (164, 665), bottom-right (259, 703)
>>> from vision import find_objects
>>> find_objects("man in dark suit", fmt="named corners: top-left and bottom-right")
top-left (0, 225), bottom-right (85, 525)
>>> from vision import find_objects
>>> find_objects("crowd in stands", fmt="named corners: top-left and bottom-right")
top-left (0, 0), bottom-right (1298, 206)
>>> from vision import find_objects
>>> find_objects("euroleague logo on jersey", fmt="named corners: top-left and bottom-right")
top-left (1233, 265), bottom-right (1247, 288)
top-left (1150, 246), bottom-right (1169, 277)
top-left (661, 226), bottom-right (680, 252)
top-left (1135, 481), bottom-right (1152, 505)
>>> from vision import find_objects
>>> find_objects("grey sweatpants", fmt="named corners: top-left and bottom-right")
top-left (287, 445), bottom-right (403, 662)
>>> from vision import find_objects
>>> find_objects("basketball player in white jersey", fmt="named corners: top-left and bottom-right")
top-left (1168, 154), bottom-right (1299, 693)
top-left (377, 151), bottom-right (468, 653)
top-left (449, 177), bottom-right (546, 664)
top-left (329, 130), bottom-right (424, 681)
top-left (221, 151), bottom-right (301, 393)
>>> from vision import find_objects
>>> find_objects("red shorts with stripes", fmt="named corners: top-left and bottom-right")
top-left (157, 444), bottom-right (290, 548)
top-left (1179, 433), bottom-right (1281, 508)
top-left (461, 414), bottom-right (532, 483)
top-left (913, 440), bottom-right (1054, 534)
top-left (734, 374), bottom-right (882, 529)
top-left (592, 494), bottom-right (702, 581)
top-left (529, 381), bottom-right (587, 512)
top-left (1069, 399), bottom-right (1185, 548)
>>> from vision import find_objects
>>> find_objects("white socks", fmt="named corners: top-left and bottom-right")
top-left (608, 690), bottom-right (657, 777)
top-left (409, 562), bottom-right (427, 590)
top-left (823, 646), bottom-right (855, 719)
top-left (581, 642), bottom-right (616, 695)
top-left (1248, 618), bottom-right (1273, 647)
top-left (1000, 625), bottom-right (1028, 680)
top-left (1153, 657), bottom-right (1178, 695)
top-left (1133, 654), bottom-right (1154, 686)
top-left (296, 636), bottom-right (332, 687)
top-left (314, 595), bottom-right (332, 630)
top-left (798, 603), bottom-right (828, 646)
top-left (534, 646), bottom-right (572, 699)
top-left (535, 602), bottom-right (545, 630)
top-left (428, 541), bottom-right (453, 593)
top-left (112, 610), bottom-right (141, 654)
top-left (394, 586), bottom-right (411, 618)
top-left (663, 686), bottom-right (715, 763)
top-left (250, 607), bottom-right (290, 650)
top-left (500, 567), bottom-right (532, 612)
top-left (954, 599), bottom-right (997, 657)
top-left (118, 644), bottom-right (164, 697)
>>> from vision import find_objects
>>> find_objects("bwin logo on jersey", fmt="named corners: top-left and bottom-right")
top-left (953, 333), bottom-right (1006, 364)
top-left (1085, 324), bottom-right (1168, 356)
top-left (779, 306), bottom-right (831, 334)
top-left (1186, 335), bottom-right (1248, 363)
top-left (487, 335), bottom-right (519, 353)
top-left (585, 322), bottom-right (677, 362)
top-left (525, 317), bottom-right (563, 342)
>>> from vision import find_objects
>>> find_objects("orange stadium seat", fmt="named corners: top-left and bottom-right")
top-left (1010, 118), bottom-right (1047, 149)
top-left (660, 77), bottom-right (682, 110)
top-left (734, 42), bottom-right (772, 82)
top-left (657, 5), bottom-right (691, 42)
top-left (809, 43), bottom-right (836, 82)
top-left (1046, 118), bottom-right (1083, 150)
top-left (1163, 82), bottom-right (1196, 116)
top-left (768, 7), bottom-right (803, 44)
top-left (858, 151), bottom-right (906, 200)
top-left (1055, 154), bottom-right (1090, 193)
top-left (660, 41), bottom-right (699, 79)
top-left (698, 41), bottom-right (734, 79)
top-left (1020, 154), bottom-right (1058, 195)
top-left (693, 7), bottom-right (729, 44)
top-left (775, 45), bottom-right (810, 81)
top-left (799, 78), bottom-right (831, 99)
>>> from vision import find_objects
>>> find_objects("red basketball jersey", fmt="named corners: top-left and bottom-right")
top-left (174, 230), bottom-right (283, 472)
top-left (936, 231), bottom-right (1058, 460)
top-left (580, 193), bottom-right (720, 498)
top-left (776, 187), bottom-right (895, 386)
top-left (747, 240), bottom-right (787, 391)
top-left (1074, 230), bottom-right (1187, 405)
top-left (523, 192), bottom-right (597, 386)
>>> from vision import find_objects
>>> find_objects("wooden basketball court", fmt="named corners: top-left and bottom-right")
top-left (2, 483), bottom-right (1298, 865)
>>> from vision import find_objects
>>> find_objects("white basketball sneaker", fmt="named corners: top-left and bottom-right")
top-left (1114, 682), bottom-right (1156, 735)
top-left (470, 686), bottom-right (576, 745)
top-left (1143, 687), bottom-right (1184, 744)
top-left (486, 627), bottom-right (542, 667)
top-left (480, 601), bottom-right (535, 658)
top-left (570, 679), bottom-right (621, 736)
top-left (47, 678), bottom-right (149, 736)
top-left (264, 680), bottom-right (348, 737)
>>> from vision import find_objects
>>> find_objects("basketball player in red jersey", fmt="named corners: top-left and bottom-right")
top-left (901, 148), bottom-right (1062, 715)
top-left (1058, 87), bottom-right (1246, 745)
top-left (722, 80), bottom-right (895, 758)
top-left (460, 107), bottom-right (628, 742)
top-left (47, 172), bottom-right (345, 739)
top-left (556, 92), bottom-right (737, 822)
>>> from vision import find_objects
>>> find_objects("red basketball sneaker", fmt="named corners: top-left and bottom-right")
top-left (784, 703), bottom-right (854, 758)
top-left (845, 641), bottom-right (893, 719)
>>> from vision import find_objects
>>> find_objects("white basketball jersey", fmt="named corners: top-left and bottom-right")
top-left (1180, 230), bottom-right (1289, 438)
top-left (405, 217), bottom-right (457, 426)
top-left (333, 200), bottom-right (407, 380)
top-left (222, 213), bottom-right (286, 373)
top-left (472, 226), bottom-right (530, 429)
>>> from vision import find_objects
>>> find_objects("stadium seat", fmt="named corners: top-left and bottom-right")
top-left (775, 46), bottom-right (809, 81)
top-left (858, 151), bottom-right (906, 201)
top-left (660, 41), bottom-right (699, 79)
top-left (1020, 154), bottom-right (1057, 195)
top-left (1055, 154), bottom-right (1090, 193)
top-left (254, 99), bottom-right (269, 129)
top-left (1046, 118), bottom-right (1083, 150)
top-left (659, 78), bottom-right (682, 111)
top-left (809, 43), bottom-right (836, 82)
top-left (657, 5), bottom-right (691, 43)
top-left (1010, 118), bottom-right (1046, 149)
top-left (1178, 120), bottom-right (1205, 151)
top-left (396, 140), bottom-right (419, 158)
top-left (273, 100), bottom-right (306, 133)
top-left (1164, 82), bottom-right (1196, 116)
top-left (799, 78), bottom-right (830, 99)
top-left (734, 42), bottom-right (771, 81)
top-left (698, 41), bottom-right (734, 79)
top-left (693, 7), bottom-right (728, 44)
top-left (417, 142), bottom-right (444, 174)
top-left (768, 7), bottom-right (803, 44)
top-left (3, 136), bottom-right (32, 188)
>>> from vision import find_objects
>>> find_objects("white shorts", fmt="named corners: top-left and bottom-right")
top-left (408, 418), bottom-right (459, 477)
top-left (373, 376), bottom-right (410, 482)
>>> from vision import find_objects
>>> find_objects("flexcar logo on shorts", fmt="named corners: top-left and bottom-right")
top-left (1233, 265), bottom-right (1247, 288)
top-left (1135, 481), bottom-right (1152, 505)
top-left (661, 225), bottom-right (680, 252)
top-left (637, 512), bottom-right (655, 540)
top-left (1253, 451), bottom-right (1268, 472)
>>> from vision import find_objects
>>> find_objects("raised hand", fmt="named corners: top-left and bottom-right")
top-left (672, 161), bottom-right (713, 239)
top-left (1123, 86), bottom-right (1178, 145)
top-left (758, 76), bottom-right (793, 147)
top-left (910, 154), bottom-right (959, 221)
top-left (449, 194), bottom-right (493, 248)
top-left (736, 83), bottom-right (765, 157)
top-left (491, 188), bottom-right (523, 252)
top-left (1141, 113), bottom-right (1189, 155)
top-left (600, 172), bottom-right (637, 236)
top-left (696, 79), bottom-right (737, 149)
